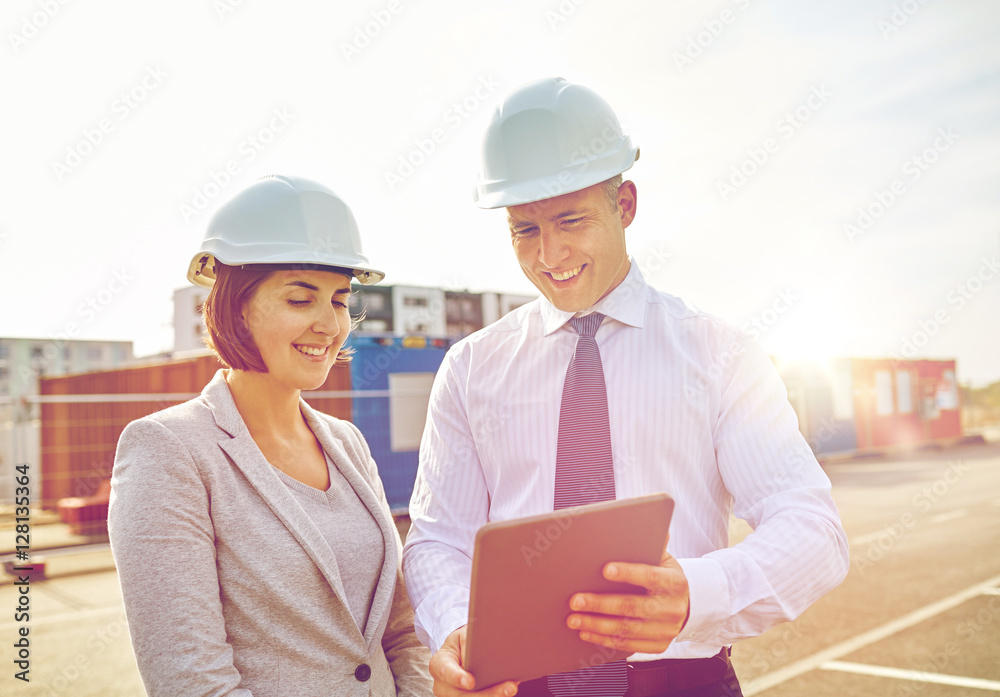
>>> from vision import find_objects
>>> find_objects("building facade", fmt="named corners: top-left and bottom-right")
top-left (0, 337), bottom-right (134, 503)
top-left (175, 281), bottom-right (536, 349)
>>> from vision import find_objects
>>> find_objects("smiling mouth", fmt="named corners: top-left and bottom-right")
top-left (549, 265), bottom-right (583, 282)
top-left (294, 344), bottom-right (329, 357)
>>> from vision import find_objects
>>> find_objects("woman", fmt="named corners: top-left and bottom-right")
top-left (108, 175), bottom-right (434, 696)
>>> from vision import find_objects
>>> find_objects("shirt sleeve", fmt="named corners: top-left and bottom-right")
top-left (402, 346), bottom-right (491, 653)
top-left (675, 333), bottom-right (850, 647)
top-left (108, 418), bottom-right (253, 697)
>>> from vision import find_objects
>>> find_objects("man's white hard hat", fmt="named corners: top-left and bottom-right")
top-left (186, 174), bottom-right (384, 287)
top-left (473, 77), bottom-right (639, 209)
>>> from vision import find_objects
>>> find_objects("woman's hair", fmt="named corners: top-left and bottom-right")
top-left (202, 262), bottom-right (356, 371)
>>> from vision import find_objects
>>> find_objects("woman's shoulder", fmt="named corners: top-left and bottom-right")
top-left (118, 396), bottom-right (218, 451)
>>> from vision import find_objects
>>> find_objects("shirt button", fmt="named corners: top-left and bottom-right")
top-left (355, 663), bottom-right (371, 682)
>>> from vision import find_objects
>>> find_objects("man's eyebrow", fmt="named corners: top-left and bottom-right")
top-left (509, 208), bottom-right (588, 227)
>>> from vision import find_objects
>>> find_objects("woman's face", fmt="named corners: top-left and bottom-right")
top-left (241, 269), bottom-right (353, 391)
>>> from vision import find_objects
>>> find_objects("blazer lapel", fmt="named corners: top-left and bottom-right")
top-left (201, 371), bottom-right (355, 629)
top-left (302, 401), bottom-right (399, 648)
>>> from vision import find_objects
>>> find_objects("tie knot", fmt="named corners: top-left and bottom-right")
top-left (568, 313), bottom-right (604, 338)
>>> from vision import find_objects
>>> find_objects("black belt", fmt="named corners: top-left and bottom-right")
top-left (516, 648), bottom-right (734, 697)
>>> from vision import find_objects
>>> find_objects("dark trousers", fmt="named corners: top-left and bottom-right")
top-left (516, 650), bottom-right (743, 697)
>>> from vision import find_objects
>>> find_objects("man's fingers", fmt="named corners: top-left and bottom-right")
top-left (429, 652), bottom-right (472, 694)
top-left (429, 628), bottom-right (520, 696)
top-left (602, 559), bottom-right (686, 593)
top-left (568, 610), bottom-right (679, 639)
top-left (575, 628), bottom-right (674, 655)
top-left (570, 591), bottom-right (668, 620)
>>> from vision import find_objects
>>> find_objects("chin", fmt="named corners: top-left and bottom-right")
top-left (546, 294), bottom-right (591, 313)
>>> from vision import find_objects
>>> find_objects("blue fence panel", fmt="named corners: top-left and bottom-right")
top-left (347, 336), bottom-right (452, 511)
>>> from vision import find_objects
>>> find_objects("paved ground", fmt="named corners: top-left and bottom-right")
top-left (733, 438), bottom-right (1000, 696)
top-left (2, 439), bottom-right (999, 696)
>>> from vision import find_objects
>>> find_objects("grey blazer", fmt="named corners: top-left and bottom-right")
top-left (108, 370), bottom-right (433, 697)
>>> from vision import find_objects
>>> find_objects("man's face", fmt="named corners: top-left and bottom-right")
top-left (507, 181), bottom-right (636, 312)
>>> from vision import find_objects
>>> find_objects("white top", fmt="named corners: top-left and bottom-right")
top-left (402, 261), bottom-right (849, 661)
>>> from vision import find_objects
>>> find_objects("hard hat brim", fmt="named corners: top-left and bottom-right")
top-left (474, 146), bottom-right (639, 209)
top-left (187, 253), bottom-right (385, 288)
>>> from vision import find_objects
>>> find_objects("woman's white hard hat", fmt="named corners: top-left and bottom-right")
top-left (473, 77), bottom-right (639, 209)
top-left (186, 174), bottom-right (384, 287)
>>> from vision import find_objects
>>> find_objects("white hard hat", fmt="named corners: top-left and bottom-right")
top-left (473, 77), bottom-right (639, 209)
top-left (187, 174), bottom-right (384, 287)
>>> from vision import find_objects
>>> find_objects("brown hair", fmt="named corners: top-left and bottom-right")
top-left (201, 262), bottom-right (356, 371)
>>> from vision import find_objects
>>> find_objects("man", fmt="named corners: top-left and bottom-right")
top-left (402, 77), bottom-right (849, 697)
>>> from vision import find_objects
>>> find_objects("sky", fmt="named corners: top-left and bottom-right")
top-left (1, 0), bottom-right (999, 385)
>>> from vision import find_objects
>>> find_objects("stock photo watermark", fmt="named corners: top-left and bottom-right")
top-left (545, 0), bottom-right (589, 30)
top-left (673, 0), bottom-right (754, 73)
top-left (877, 0), bottom-right (930, 39)
top-left (51, 64), bottom-right (168, 182)
top-left (213, 0), bottom-right (248, 20)
top-left (854, 459), bottom-right (971, 575)
top-left (178, 106), bottom-right (295, 222)
top-left (684, 287), bottom-right (799, 402)
top-left (894, 594), bottom-right (1000, 697)
top-left (13, 269), bottom-right (134, 383)
top-left (896, 252), bottom-right (997, 359)
top-left (716, 85), bottom-right (831, 201)
top-left (340, 0), bottom-right (404, 62)
top-left (7, 0), bottom-right (72, 53)
top-left (843, 127), bottom-right (958, 243)
top-left (383, 75), bottom-right (501, 192)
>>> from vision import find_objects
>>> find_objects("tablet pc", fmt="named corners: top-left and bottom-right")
top-left (463, 493), bottom-right (674, 688)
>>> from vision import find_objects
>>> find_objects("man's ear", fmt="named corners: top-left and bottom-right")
top-left (618, 180), bottom-right (638, 229)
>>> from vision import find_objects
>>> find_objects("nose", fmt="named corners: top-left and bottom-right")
top-left (312, 302), bottom-right (343, 337)
top-left (538, 227), bottom-right (570, 268)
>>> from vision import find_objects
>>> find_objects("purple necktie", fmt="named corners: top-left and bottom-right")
top-left (548, 313), bottom-right (628, 696)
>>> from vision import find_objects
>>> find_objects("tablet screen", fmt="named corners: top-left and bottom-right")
top-left (464, 493), bottom-right (674, 688)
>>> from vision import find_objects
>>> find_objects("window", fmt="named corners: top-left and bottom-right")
top-left (875, 370), bottom-right (893, 416)
top-left (936, 370), bottom-right (959, 410)
top-left (366, 292), bottom-right (386, 312)
top-left (388, 372), bottom-right (435, 452)
top-left (362, 319), bottom-right (389, 332)
top-left (403, 296), bottom-right (428, 307)
top-left (895, 370), bottom-right (913, 414)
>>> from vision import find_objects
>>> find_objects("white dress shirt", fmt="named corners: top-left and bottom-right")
top-left (402, 260), bottom-right (849, 661)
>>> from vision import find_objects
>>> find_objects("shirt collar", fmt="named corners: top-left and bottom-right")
top-left (539, 258), bottom-right (648, 336)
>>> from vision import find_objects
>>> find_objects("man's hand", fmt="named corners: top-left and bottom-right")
top-left (429, 626), bottom-right (520, 697)
top-left (565, 544), bottom-right (690, 655)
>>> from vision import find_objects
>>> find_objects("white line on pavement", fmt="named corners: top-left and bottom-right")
top-left (930, 509), bottom-right (968, 524)
top-left (742, 572), bottom-right (1000, 695)
top-left (0, 605), bottom-right (124, 633)
top-left (821, 661), bottom-right (1000, 691)
top-left (849, 530), bottom-right (889, 547)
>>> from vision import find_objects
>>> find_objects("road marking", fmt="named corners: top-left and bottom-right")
top-left (821, 661), bottom-right (1000, 691)
top-left (981, 587), bottom-right (1000, 596)
top-left (850, 530), bottom-right (890, 547)
top-left (930, 509), bottom-right (968, 524)
top-left (742, 572), bottom-right (1000, 695)
top-left (0, 605), bottom-right (124, 633)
